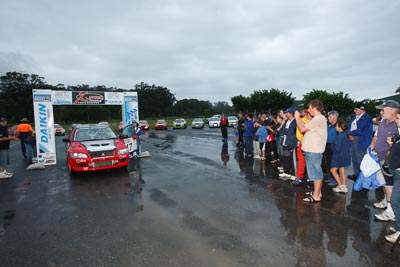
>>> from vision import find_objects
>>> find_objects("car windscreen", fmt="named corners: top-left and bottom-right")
top-left (73, 127), bottom-right (117, 141)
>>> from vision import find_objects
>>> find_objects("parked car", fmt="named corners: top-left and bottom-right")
top-left (207, 114), bottom-right (221, 122)
top-left (62, 124), bottom-right (129, 173)
top-left (139, 120), bottom-right (150, 130)
top-left (118, 121), bottom-right (124, 132)
top-left (173, 119), bottom-right (187, 129)
top-left (228, 116), bottom-right (238, 127)
top-left (155, 119), bottom-right (168, 130)
top-left (208, 117), bottom-right (221, 128)
top-left (191, 118), bottom-right (205, 129)
top-left (54, 123), bottom-right (66, 135)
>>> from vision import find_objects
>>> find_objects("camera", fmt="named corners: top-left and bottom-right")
top-left (391, 134), bottom-right (400, 143)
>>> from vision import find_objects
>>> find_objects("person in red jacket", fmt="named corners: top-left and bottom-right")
top-left (220, 114), bottom-right (228, 142)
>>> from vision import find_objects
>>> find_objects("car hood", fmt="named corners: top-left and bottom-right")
top-left (80, 140), bottom-right (116, 152)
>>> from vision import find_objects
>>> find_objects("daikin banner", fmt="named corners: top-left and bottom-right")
top-left (33, 89), bottom-right (56, 165)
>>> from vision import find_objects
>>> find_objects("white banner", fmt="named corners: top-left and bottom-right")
top-left (33, 89), bottom-right (56, 165)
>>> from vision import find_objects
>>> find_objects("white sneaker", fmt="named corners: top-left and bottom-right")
top-left (279, 173), bottom-right (291, 180)
top-left (385, 231), bottom-right (400, 244)
top-left (374, 199), bottom-right (388, 209)
top-left (333, 185), bottom-right (348, 193)
top-left (0, 172), bottom-right (13, 179)
top-left (289, 175), bottom-right (296, 181)
top-left (253, 155), bottom-right (260, 159)
top-left (375, 210), bottom-right (396, 221)
top-left (332, 186), bottom-right (342, 193)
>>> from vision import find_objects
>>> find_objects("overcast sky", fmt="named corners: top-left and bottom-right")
top-left (1, 0), bottom-right (399, 104)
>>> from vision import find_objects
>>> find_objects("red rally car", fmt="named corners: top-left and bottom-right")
top-left (63, 124), bottom-right (129, 173)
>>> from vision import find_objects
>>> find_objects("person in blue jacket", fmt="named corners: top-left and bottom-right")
top-left (347, 102), bottom-right (373, 180)
top-left (243, 114), bottom-right (254, 157)
top-left (330, 119), bottom-right (351, 193)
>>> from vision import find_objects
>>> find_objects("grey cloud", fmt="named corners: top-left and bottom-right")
top-left (1, 0), bottom-right (399, 103)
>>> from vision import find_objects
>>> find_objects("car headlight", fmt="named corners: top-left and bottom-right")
top-left (70, 152), bottom-right (88, 159)
top-left (118, 148), bottom-right (128, 155)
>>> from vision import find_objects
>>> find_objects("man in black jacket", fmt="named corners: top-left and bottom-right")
top-left (0, 118), bottom-right (19, 179)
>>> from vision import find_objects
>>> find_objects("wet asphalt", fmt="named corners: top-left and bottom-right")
top-left (0, 127), bottom-right (399, 267)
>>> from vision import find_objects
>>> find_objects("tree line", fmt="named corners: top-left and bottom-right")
top-left (0, 71), bottom-right (393, 124)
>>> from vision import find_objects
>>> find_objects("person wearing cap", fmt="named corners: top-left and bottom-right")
top-left (131, 120), bottom-right (142, 156)
top-left (383, 111), bottom-right (400, 243)
top-left (278, 107), bottom-right (297, 180)
top-left (0, 117), bottom-right (19, 179)
top-left (369, 100), bottom-right (399, 222)
top-left (294, 100), bottom-right (327, 203)
top-left (347, 102), bottom-right (373, 180)
top-left (16, 117), bottom-right (33, 159)
top-left (324, 110), bottom-right (340, 186)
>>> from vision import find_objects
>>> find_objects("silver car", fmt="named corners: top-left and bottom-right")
top-left (228, 116), bottom-right (238, 127)
top-left (191, 118), bottom-right (205, 129)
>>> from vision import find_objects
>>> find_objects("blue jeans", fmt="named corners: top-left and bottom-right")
top-left (390, 168), bottom-right (400, 231)
top-left (25, 144), bottom-right (37, 164)
top-left (244, 136), bottom-right (253, 155)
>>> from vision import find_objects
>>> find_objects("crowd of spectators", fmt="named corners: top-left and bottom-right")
top-left (234, 99), bottom-right (400, 244)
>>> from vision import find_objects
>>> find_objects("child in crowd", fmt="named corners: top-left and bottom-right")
top-left (233, 124), bottom-right (239, 146)
top-left (330, 119), bottom-right (351, 193)
top-left (256, 121), bottom-right (268, 160)
top-left (252, 121), bottom-right (261, 159)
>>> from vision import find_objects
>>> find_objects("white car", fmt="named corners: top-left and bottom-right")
top-left (208, 117), bottom-right (220, 128)
top-left (228, 116), bottom-right (238, 127)
top-left (191, 118), bottom-right (205, 129)
top-left (54, 124), bottom-right (66, 135)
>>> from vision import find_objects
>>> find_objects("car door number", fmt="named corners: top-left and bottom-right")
top-left (124, 137), bottom-right (137, 152)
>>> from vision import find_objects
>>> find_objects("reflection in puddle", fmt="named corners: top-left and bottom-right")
top-left (128, 157), bottom-right (145, 211)
top-left (148, 132), bottom-right (176, 142)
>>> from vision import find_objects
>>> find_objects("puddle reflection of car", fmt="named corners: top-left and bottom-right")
top-left (208, 117), bottom-right (221, 128)
top-left (139, 120), bottom-right (150, 130)
top-left (228, 116), bottom-right (238, 127)
top-left (54, 123), bottom-right (66, 135)
top-left (155, 119), bottom-right (168, 130)
top-left (191, 118), bottom-right (204, 129)
top-left (173, 119), bottom-right (187, 129)
top-left (62, 124), bottom-right (129, 173)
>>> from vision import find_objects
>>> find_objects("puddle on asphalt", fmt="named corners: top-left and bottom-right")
top-left (127, 158), bottom-right (145, 211)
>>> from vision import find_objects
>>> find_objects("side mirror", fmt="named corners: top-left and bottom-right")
top-left (62, 138), bottom-right (70, 143)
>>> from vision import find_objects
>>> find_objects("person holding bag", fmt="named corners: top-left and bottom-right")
top-left (384, 112), bottom-right (400, 244)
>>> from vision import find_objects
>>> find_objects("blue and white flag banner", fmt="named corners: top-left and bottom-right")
top-left (33, 89), bottom-right (56, 165)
